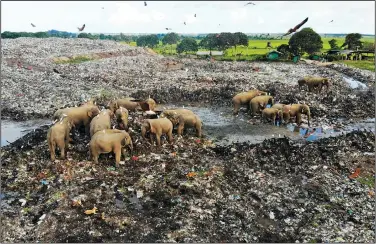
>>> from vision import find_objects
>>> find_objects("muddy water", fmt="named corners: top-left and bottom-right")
top-left (1, 119), bottom-right (51, 147)
top-left (161, 104), bottom-right (375, 145)
top-left (1, 108), bottom-right (374, 147)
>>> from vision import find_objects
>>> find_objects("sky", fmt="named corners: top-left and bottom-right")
top-left (1, 1), bottom-right (375, 34)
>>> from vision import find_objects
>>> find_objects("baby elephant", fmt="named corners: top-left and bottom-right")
top-left (141, 118), bottom-right (173, 147)
top-left (165, 112), bottom-right (202, 137)
top-left (89, 109), bottom-right (114, 137)
top-left (115, 107), bottom-right (129, 131)
top-left (272, 104), bottom-right (291, 123)
top-left (262, 108), bottom-right (283, 125)
top-left (89, 129), bottom-right (133, 168)
top-left (47, 115), bottom-right (75, 161)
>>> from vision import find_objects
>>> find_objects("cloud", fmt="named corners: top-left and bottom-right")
top-left (230, 8), bottom-right (247, 23)
top-left (108, 2), bottom-right (166, 25)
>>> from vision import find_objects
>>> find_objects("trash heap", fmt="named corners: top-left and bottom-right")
top-left (1, 38), bottom-right (374, 125)
top-left (1, 113), bottom-right (374, 242)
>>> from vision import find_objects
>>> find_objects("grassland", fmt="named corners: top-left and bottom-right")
top-left (121, 37), bottom-right (375, 70)
top-left (334, 60), bottom-right (375, 72)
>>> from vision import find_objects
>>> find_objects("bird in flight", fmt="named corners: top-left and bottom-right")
top-left (244, 2), bottom-right (256, 6)
top-left (144, 2), bottom-right (147, 7)
top-left (282, 17), bottom-right (308, 36)
top-left (194, 14), bottom-right (196, 17)
top-left (184, 22), bottom-right (186, 25)
top-left (102, 7), bottom-right (104, 9)
top-left (31, 23), bottom-right (36, 27)
top-left (329, 20), bottom-right (334, 23)
top-left (77, 24), bottom-right (86, 32)
top-left (165, 28), bottom-right (172, 30)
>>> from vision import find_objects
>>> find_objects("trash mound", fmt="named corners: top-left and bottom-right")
top-left (1, 114), bottom-right (374, 243)
top-left (1, 38), bottom-right (374, 122)
top-left (327, 63), bottom-right (375, 86)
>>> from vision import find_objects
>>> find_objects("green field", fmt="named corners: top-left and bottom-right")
top-left (334, 60), bottom-right (375, 72)
top-left (123, 37), bottom-right (374, 56)
top-left (121, 37), bottom-right (374, 71)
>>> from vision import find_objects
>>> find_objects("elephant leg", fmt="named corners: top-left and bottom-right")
top-left (156, 133), bottom-right (162, 147)
top-left (246, 102), bottom-right (251, 112)
top-left (114, 148), bottom-right (121, 168)
top-left (49, 140), bottom-right (56, 161)
top-left (296, 113), bottom-right (302, 125)
top-left (92, 151), bottom-right (99, 164)
top-left (167, 128), bottom-right (173, 143)
top-left (195, 124), bottom-right (202, 138)
top-left (177, 124), bottom-right (184, 136)
top-left (233, 102), bottom-right (240, 115)
top-left (251, 103), bottom-right (257, 116)
top-left (57, 140), bottom-right (66, 159)
top-left (149, 133), bottom-right (153, 144)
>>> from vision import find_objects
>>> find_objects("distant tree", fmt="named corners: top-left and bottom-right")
top-left (342, 33), bottom-right (363, 50)
top-left (288, 28), bottom-right (323, 55)
top-left (136, 34), bottom-right (159, 47)
top-left (162, 32), bottom-right (180, 45)
top-left (217, 32), bottom-right (235, 50)
top-left (277, 44), bottom-right (290, 54)
top-left (328, 39), bottom-right (339, 50)
top-left (233, 32), bottom-right (248, 51)
top-left (363, 42), bottom-right (375, 51)
top-left (176, 37), bottom-right (198, 54)
top-left (34, 32), bottom-right (49, 38)
top-left (200, 34), bottom-right (219, 53)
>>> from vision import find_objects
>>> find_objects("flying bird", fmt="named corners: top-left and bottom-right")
top-left (194, 14), bottom-right (196, 17)
top-left (329, 20), bottom-right (333, 23)
top-left (102, 7), bottom-right (104, 9)
top-left (184, 22), bottom-right (186, 25)
top-left (244, 2), bottom-right (256, 6)
top-left (165, 28), bottom-right (172, 30)
top-left (144, 2), bottom-right (147, 7)
top-left (282, 17), bottom-right (308, 36)
top-left (31, 23), bottom-right (36, 27)
top-left (77, 24), bottom-right (86, 32)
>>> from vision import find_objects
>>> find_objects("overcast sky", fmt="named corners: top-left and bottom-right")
top-left (1, 1), bottom-right (375, 34)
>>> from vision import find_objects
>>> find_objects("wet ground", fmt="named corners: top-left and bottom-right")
top-left (2, 106), bottom-right (374, 147)
top-left (1, 119), bottom-right (51, 147)
top-left (342, 75), bottom-right (368, 89)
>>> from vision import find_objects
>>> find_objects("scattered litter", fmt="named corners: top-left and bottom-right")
top-left (136, 190), bottom-right (144, 199)
top-left (349, 168), bottom-right (361, 179)
top-left (85, 207), bottom-right (98, 215)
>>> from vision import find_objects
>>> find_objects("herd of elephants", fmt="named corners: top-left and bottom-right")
top-left (47, 76), bottom-right (330, 167)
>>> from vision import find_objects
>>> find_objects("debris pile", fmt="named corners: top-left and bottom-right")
top-left (1, 118), bottom-right (374, 242)
top-left (1, 38), bottom-right (374, 123)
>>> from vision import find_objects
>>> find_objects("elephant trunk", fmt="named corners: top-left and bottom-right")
top-left (306, 110), bottom-right (311, 127)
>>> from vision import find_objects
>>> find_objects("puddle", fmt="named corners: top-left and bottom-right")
top-left (287, 120), bottom-right (375, 142)
top-left (1, 107), bottom-right (374, 147)
top-left (343, 76), bottom-right (367, 89)
top-left (1, 119), bottom-right (51, 147)
top-left (163, 103), bottom-right (375, 145)
top-left (163, 104), bottom-right (301, 146)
